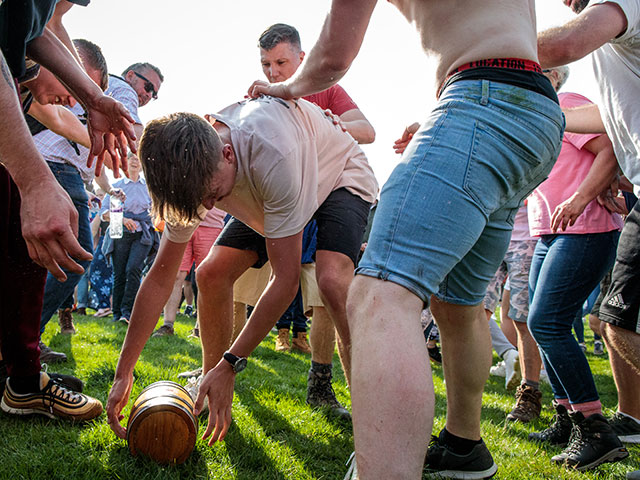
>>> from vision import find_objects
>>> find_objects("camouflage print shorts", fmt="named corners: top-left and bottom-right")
top-left (483, 239), bottom-right (537, 323)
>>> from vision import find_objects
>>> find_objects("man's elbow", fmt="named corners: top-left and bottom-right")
top-left (361, 125), bottom-right (376, 145)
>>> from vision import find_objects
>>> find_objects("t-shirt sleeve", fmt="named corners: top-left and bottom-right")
top-left (162, 205), bottom-right (206, 243)
top-left (559, 92), bottom-right (602, 150)
top-left (590, 0), bottom-right (640, 41)
top-left (325, 85), bottom-right (359, 116)
top-left (256, 153), bottom-right (308, 238)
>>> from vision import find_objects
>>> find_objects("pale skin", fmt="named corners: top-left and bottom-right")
top-left (248, 0), bottom-right (547, 478)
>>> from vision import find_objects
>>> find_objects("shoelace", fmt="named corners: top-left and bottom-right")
top-left (42, 380), bottom-right (83, 412)
top-left (343, 452), bottom-right (357, 480)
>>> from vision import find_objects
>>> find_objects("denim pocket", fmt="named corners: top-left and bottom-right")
top-left (464, 120), bottom-right (555, 215)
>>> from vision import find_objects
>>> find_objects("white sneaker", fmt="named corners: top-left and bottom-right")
top-left (539, 367), bottom-right (550, 385)
top-left (184, 375), bottom-right (208, 413)
top-left (503, 349), bottom-right (521, 390)
top-left (344, 452), bottom-right (358, 480)
top-left (490, 361), bottom-right (506, 377)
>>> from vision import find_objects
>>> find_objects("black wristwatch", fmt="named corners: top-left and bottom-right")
top-left (223, 351), bottom-right (248, 373)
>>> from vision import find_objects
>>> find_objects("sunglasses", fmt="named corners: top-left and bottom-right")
top-left (133, 71), bottom-right (158, 99)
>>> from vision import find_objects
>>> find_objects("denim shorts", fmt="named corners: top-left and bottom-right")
top-left (357, 79), bottom-right (564, 306)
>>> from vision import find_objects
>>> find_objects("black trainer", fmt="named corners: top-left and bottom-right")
top-left (428, 344), bottom-right (442, 365)
top-left (610, 412), bottom-right (640, 444)
top-left (551, 411), bottom-right (629, 471)
top-left (529, 401), bottom-right (572, 447)
top-left (424, 430), bottom-right (498, 479)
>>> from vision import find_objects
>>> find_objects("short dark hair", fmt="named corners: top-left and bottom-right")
top-left (122, 62), bottom-right (164, 83)
top-left (139, 112), bottom-right (223, 226)
top-left (73, 39), bottom-right (108, 91)
top-left (258, 23), bottom-right (301, 51)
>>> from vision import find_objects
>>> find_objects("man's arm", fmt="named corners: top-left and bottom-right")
top-left (195, 232), bottom-right (303, 444)
top-left (26, 28), bottom-right (136, 176)
top-left (551, 133), bottom-right (623, 232)
top-left (538, 3), bottom-right (627, 67)
top-left (0, 52), bottom-right (92, 281)
top-left (339, 108), bottom-right (375, 144)
top-left (46, 0), bottom-right (82, 63)
top-left (106, 235), bottom-right (188, 438)
top-left (249, 0), bottom-right (378, 99)
top-left (562, 103), bottom-right (606, 134)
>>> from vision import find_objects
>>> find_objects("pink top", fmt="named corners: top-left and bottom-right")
top-left (304, 84), bottom-right (358, 116)
top-left (199, 206), bottom-right (226, 229)
top-left (528, 92), bottom-right (623, 236)
top-left (510, 205), bottom-right (534, 242)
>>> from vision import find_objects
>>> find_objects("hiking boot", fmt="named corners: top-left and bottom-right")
top-left (506, 384), bottom-right (542, 423)
top-left (307, 367), bottom-right (351, 420)
top-left (503, 349), bottom-right (521, 390)
top-left (593, 340), bottom-right (605, 356)
top-left (39, 341), bottom-right (67, 364)
top-left (551, 411), bottom-right (628, 471)
top-left (529, 401), bottom-right (573, 446)
top-left (1, 372), bottom-right (102, 421)
top-left (610, 412), bottom-right (640, 444)
top-left (58, 307), bottom-right (75, 335)
top-left (275, 328), bottom-right (291, 352)
top-left (489, 361), bottom-right (506, 377)
top-left (428, 344), bottom-right (442, 365)
top-left (424, 430), bottom-right (498, 479)
top-left (152, 324), bottom-right (175, 337)
top-left (292, 331), bottom-right (312, 354)
top-left (75, 307), bottom-right (87, 316)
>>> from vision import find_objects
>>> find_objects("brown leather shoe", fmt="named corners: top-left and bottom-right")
top-left (292, 331), bottom-right (312, 354)
top-left (507, 384), bottom-right (542, 423)
top-left (58, 308), bottom-right (76, 335)
top-left (275, 328), bottom-right (291, 352)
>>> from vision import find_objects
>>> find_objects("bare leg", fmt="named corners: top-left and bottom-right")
top-left (431, 297), bottom-right (492, 440)
top-left (183, 276), bottom-right (194, 307)
top-left (589, 314), bottom-right (603, 337)
top-left (309, 306), bottom-right (336, 364)
top-left (196, 246), bottom-right (258, 373)
top-left (348, 275), bottom-right (430, 479)
top-left (315, 250), bottom-right (355, 383)
top-left (602, 323), bottom-right (640, 418)
top-left (500, 290), bottom-right (518, 347)
top-left (514, 320), bottom-right (541, 383)
top-left (232, 301), bottom-right (247, 343)
top-left (161, 271), bottom-right (188, 327)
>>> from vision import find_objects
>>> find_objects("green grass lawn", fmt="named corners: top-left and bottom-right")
top-left (1, 313), bottom-right (638, 479)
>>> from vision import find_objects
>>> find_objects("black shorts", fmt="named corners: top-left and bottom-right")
top-left (599, 201), bottom-right (640, 333)
top-left (215, 188), bottom-right (371, 268)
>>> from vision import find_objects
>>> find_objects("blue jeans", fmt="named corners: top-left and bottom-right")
top-left (40, 162), bottom-right (93, 334)
top-left (112, 231), bottom-right (151, 319)
top-left (357, 79), bottom-right (564, 305)
top-left (528, 231), bottom-right (619, 403)
top-left (276, 286), bottom-right (308, 333)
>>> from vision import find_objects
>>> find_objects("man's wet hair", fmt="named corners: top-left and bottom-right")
top-left (139, 112), bottom-right (223, 226)
top-left (73, 39), bottom-right (108, 91)
top-left (258, 23), bottom-right (301, 51)
top-left (122, 62), bottom-right (164, 83)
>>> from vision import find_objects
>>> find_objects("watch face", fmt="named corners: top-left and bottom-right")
top-left (234, 357), bottom-right (248, 373)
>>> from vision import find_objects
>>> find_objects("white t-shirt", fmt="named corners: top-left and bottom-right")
top-left (591, 0), bottom-right (640, 190)
top-left (164, 96), bottom-right (378, 243)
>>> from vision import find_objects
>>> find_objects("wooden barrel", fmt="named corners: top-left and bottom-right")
top-left (127, 381), bottom-right (198, 464)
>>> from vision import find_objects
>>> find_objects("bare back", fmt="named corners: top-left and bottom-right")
top-left (391, 0), bottom-right (538, 87)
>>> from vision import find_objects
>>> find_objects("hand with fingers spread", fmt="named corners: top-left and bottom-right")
top-left (247, 79), bottom-right (294, 100)
top-left (106, 372), bottom-right (134, 439)
top-left (19, 177), bottom-right (92, 281)
top-left (194, 361), bottom-right (236, 444)
top-left (85, 95), bottom-right (137, 178)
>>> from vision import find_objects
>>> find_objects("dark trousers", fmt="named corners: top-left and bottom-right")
top-left (0, 166), bottom-right (45, 378)
top-left (112, 231), bottom-right (151, 319)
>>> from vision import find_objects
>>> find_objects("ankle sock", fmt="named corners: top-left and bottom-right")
top-left (523, 379), bottom-right (540, 390)
top-left (441, 428), bottom-right (482, 456)
top-left (8, 373), bottom-right (41, 394)
top-left (571, 400), bottom-right (603, 418)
